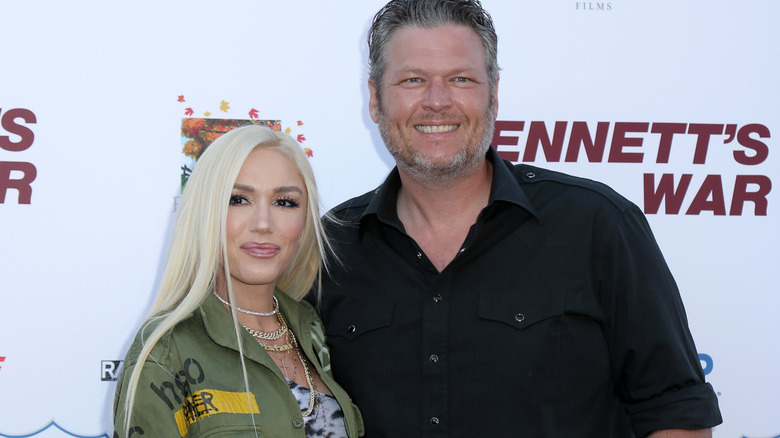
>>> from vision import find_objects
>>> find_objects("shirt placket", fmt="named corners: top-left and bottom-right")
top-left (422, 269), bottom-right (449, 435)
top-left (415, 238), bottom-right (474, 435)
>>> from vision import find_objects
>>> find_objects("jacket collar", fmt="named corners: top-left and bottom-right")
top-left (199, 290), bottom-right (313, 373)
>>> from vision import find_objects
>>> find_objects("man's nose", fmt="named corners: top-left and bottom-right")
top-left (422, 78), bottom-right (453, 112)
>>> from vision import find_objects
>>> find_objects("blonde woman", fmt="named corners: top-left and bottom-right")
top-left (113, 125), bottom-right (363, 437)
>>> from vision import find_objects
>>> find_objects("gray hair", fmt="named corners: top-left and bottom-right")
top-left (368, 0), bottom-right (500, 91)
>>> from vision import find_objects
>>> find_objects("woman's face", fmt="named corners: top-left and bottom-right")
top-left (224, 147), bottom-right (307, 294)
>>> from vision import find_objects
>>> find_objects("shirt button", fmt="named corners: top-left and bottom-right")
top-left (432, 294), bottom-right (442, 303)
top-left (347, 324), bottom-right (356, 333)
top-left (527, 172), bottom-right (536, 178)
top-left (416, 251), bottom-right (423, 259)
top-left (429, 354), bottom-right (439, 363)
top-left (515, 314), bottom-right (525, 323)
top-left (458, 247), bottom-right (465, 253)
top-left (430, 417), bottom-right (440, 426)
top-left (292, 418), bottom-right (304, 428)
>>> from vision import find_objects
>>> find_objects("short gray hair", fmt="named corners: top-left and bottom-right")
top-left (368, 0), bottom-right (500, 91)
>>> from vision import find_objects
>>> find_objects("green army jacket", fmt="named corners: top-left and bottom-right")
top-left (113, 291), bottom-right (364, 437)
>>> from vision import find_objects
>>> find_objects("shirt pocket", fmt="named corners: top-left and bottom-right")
top-left (324, 300), bottom-right (394, 389)
top-left (477, 288), bottom-right (565, 389)
top-left (325, 299), bottom-right (394, 340)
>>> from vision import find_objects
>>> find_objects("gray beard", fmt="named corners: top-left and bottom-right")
top-left (377, 101), bottom-right (497, 185)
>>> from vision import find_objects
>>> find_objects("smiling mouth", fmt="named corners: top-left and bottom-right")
top-left (415, 124), bottom-right (459, 134)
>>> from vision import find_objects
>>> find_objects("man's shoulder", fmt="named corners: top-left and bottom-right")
top-left (326, 187), bottom-right (380, 221)
top-left (507, 162), bottom-right (635, 213)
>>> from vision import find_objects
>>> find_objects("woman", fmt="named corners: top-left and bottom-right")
top-left (113, 125), bottom-right (363, 437)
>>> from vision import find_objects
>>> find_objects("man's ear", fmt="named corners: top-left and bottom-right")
top-left (368, 79), bottom-right (380, 123)
top-left (493, 75), bottom-right (500, 114)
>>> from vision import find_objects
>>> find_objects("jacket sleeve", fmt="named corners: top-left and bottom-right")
top-left (113, 356), bottom-right (187, 438)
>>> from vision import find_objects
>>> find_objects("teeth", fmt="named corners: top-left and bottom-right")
top-left (416, 124), bottom-right (458, 133)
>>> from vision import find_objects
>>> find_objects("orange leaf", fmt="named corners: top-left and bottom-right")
top-left (178, 95), bottom-right (186, 103)
top-left (184, 108), bottom-right (194, 116)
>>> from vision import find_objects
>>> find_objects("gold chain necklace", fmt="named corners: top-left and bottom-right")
top-left (247, 312), bottom-right (317, 416)
top-left (242, 313), bottom-right (288, 341)
top-left (289, 329), bottom-right (317, 416)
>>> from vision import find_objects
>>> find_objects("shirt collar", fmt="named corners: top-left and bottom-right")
top-left (486, 147), bottom-right (540, 219)
top-left (359, 147), bottom-right (540, 230)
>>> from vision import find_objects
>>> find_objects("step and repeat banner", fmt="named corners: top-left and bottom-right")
top-left (1, 1), bottom-right (777, 437)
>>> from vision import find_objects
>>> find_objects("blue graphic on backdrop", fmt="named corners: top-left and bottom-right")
top-left (699, 353), bottom-right (713, 375)
top-left (0, 421), bottom-right (109, 438)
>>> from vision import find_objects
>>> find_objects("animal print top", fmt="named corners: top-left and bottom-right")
top-left (289, 380), bottom-right (348, 438)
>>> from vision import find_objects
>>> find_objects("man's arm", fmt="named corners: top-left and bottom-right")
top-left (648, 429), bottom-right (712, 438)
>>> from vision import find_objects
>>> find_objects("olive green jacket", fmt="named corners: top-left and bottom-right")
top-left (113, 292), bottom-right (364, 437)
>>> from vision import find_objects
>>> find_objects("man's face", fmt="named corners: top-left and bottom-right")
top-left (369, 25), bottom-right (498, 183)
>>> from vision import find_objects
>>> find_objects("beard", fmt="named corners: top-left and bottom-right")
top-left (376, 97), bottom-right (497, 185)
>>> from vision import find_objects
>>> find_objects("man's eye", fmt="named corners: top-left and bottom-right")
top-left (229, 194), bottom-right (249, 205)
top-left (273, 197), bottom-right (300, 208)
top-left (405, 77), bottom-right (422, 83)
top-left (454, 77), bottom-right (470, 82)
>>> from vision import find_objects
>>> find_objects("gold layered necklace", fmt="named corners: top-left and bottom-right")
top-left (242, 312), bottom-right (317, 417)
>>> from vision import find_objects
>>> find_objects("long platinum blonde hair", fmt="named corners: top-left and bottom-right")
top-left (117, 124), bottom-right (331, 435)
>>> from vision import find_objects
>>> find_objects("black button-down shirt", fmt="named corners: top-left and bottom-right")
top-left (318, 147), bottom-right (722, 437)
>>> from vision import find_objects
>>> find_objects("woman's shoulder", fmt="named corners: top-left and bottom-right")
top-left (121, 308), bottom-right (204, 369)
top-left (276, 290), bottom-right (319, 320)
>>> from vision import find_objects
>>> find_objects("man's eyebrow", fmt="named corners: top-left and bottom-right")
top-left (395, 66), bottom-right (480, 75)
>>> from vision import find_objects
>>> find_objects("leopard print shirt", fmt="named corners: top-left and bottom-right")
top-left (289, 380), bottom-right (348, 438)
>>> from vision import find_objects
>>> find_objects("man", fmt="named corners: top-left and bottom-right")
top-left (317, 0), bottom-right (722, 436)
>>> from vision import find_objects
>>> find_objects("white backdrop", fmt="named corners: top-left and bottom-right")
top-left (1, 1), bottom-right (778, 437)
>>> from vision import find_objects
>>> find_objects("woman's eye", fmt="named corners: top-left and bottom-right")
top-left (229, 194), bottom-right (249, 206)
top-left (273, 197), bottom-right (300, 208)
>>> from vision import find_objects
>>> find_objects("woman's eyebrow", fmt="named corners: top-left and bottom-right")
top-left (232, 184), bottom-right (303, 195)
top-left (274, 185), bottom-right (304, 195)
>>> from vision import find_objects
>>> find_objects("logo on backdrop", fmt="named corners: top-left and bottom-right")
top-left (699, 353), bottom-right (714, 376)
top-left (175, 96), bottom-right (312, 212)
top-left (575, 2), bottom-right (613, 11)
top-left (0, 108), bottom-right (37, 205)
top-left (102, 360), bottom-right (123, 381)
top-left (493, 121), bottom-right (773, 216)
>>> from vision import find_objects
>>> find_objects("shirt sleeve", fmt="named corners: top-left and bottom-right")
top-left (596, 204), bottom-right (722, 437)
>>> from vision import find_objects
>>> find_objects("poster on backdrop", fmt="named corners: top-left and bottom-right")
top-left (0, 1), bottom-right (777, 437)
